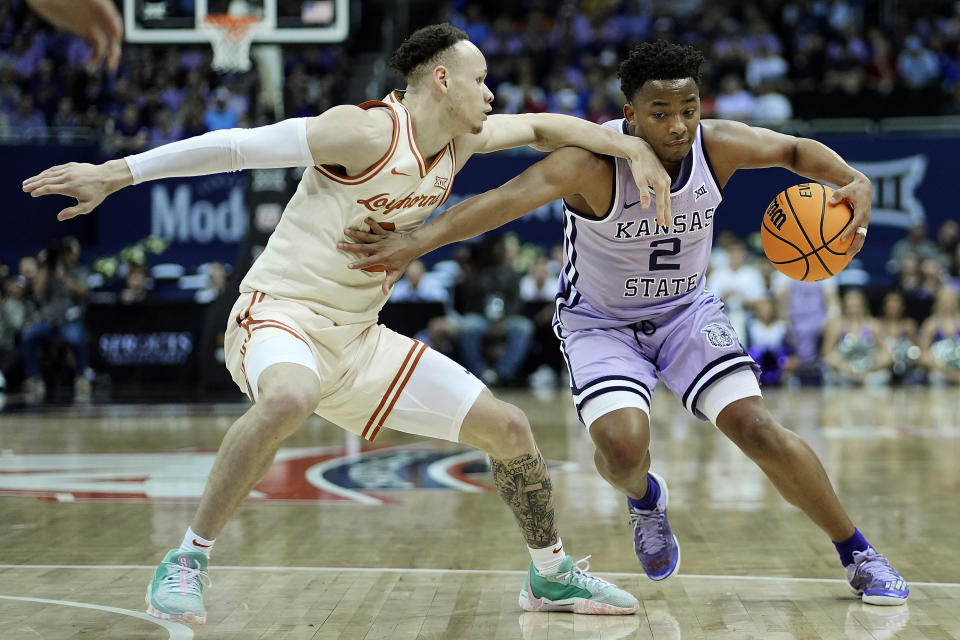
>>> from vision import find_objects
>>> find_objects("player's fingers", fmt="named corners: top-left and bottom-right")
top-left (107, 40), bottom-right (121, 71)
top-left (847, 225), bottom-right (868, 256)
top-left (101, 0), bottom-right (124, 38)
top-left (365, 218), bottom-right (387, 234)
top-left (660, 174), bottom-right (673, 222)
top-left (380, 270), bottom-right (399, 295)
top-left (337, 242), bottom-right (376, 255)
top-left (57, 205), bottom-right (86, 221)
top-left (342, 228), bottom-right (382, 243)
top-left (88, 31), bottom-right (108, 66)
top-left (653, 176), bottom-right (671, 228)
top-left (384, 270), bottom-right (402, 292)
top-left (28, 183), bottom-right (69, 198)
top-left (841, 209), bottom-right (865, 242)
top-left (22, 168), bottom-right (65, 187)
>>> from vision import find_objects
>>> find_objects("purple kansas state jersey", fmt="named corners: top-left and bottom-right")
top-left (555, 121), bottom-right (723, 333)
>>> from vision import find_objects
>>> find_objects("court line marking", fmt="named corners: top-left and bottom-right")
top-left (1, 564), bottom-right (957, 588)
top-left (0, 594), bottom-right (193, 639)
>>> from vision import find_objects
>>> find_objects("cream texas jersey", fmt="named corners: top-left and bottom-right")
top-left (240, 91), bottom-right (457, 325)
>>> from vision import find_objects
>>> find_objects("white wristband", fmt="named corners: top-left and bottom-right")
top-left (124, 117), bottom-right (315, 184)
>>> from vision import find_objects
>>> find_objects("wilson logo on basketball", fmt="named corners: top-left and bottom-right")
top-left (356, 191), bottom-right (444, 215)
top-left (765, 200), bottom-right (787, 231)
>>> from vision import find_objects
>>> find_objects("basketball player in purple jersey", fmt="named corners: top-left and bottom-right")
top-left (341, 41), bottom-right (908, 605)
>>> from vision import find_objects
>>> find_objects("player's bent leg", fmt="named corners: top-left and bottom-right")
top-left (711, 393), bottom-right (855, 540)
top-left (147, 359), bottom-right (323, 625)
top-left (192, 362), bottom-right (323, 538)
top-left (587, 406), bottom-right (680, 582)
top-left (588, 407), bottom-right (652, 497)
top-left (705, 372), bottom-right (907, 604)
top-left (458, 391), bottom-right (638, 615)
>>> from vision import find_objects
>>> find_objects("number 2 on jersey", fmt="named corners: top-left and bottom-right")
top-left (649, 238), bottom-right (681, 271)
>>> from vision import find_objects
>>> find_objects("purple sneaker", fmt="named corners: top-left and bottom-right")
top-left (846, 548), bottom-right (909, 605)
top-left (629, 471), bottom-right (680, 581)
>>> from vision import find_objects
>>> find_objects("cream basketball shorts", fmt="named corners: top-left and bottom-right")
top-left (224, 290), bottom-right (485, 442)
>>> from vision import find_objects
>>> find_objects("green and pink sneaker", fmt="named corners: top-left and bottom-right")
top-left (519, 555), bottom-right (639, 615)
top-left (145, 550), bottom-right (211, 625)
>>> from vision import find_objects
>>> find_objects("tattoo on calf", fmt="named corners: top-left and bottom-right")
top-left (490, 451), bottom-right (558, 548)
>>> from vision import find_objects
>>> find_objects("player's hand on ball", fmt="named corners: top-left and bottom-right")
top-left (834, 173), bottom-right (873, 256)
top-left (22, 162), bottom-right (112, 220)
top-left (339, 218), bottom-right (418, 295)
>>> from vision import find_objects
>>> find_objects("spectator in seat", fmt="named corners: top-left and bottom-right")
top-left (519, 255), bottom-right (557, 303)
top-left (111, 103), bottom-right (148, 155)
top-left (120, 262), bottom-right (150, 305)
top-left (878, 290), bottom-right (921, 385)
top-left (20, 237), bottom-right (92, 403)
top-left (936, 220), bottom-right (959, 274)
top-left (821, 289), bottom-right (891, 386)
top-left (390, 260), bottom-right (449, 303)
top-left (204, 87), bottom-right (238, 131)
top-left (0, 277), bottom-right (29, 394)
top-left (889, 222), bottom-right (942, 274)
top-left (746, 295), bottom-right (796, 386)
top-left (707, 241), bottom-right (766, 339)
top-left (896, 35), bottom-right (940, 91)
top-left (713, 75), bottom-right (757, 122)
top-left (194, 262), bottom-right (229, 304)
top-left (919, 284), bottom-right (960, 385)
top-left (452, 236), bottom-right (533, 387)
top-left (8, 94), bottom-right (46, 141)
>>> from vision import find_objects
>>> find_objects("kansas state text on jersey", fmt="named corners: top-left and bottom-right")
top-left (555, 121), bottom-right (723, 332)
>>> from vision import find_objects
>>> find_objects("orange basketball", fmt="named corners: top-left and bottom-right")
top-left (760, 183), bottom-right (854, 281)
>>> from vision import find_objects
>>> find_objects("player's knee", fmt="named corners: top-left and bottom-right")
top-left (590, 416), bottom-right (649, 472)
top-left (725, 406), bottom-right (787, 457)
top-left (485, 402), bottom-right (535, 458)
top-left (256, 386), bottom-right (319, 431)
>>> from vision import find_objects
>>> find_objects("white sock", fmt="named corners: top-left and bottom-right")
top-left (179, 527), bottom-right (215, 557)
top-left (529, 537), bottom-right (565, 575)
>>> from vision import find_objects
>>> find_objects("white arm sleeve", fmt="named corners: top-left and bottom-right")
top-left (124, 117), bottom-right (315, 185)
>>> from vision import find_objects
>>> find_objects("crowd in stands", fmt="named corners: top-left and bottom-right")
top-left (3, 0), bottom-right (960, 150)
top-left (438, 0), bottom-right (960, 121)
top-left (2, 223), bottom-right (960, 403)
top-left (0, 237), bottom-right (229, 404)
top-left (0, 0), bottom-right (347, 147)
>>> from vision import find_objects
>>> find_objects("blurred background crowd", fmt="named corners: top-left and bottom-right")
top-left (3, 0), bottom-right (960, 404)
top-left (3, 0), bottom-right (960, 148)
top-left (4, 218), bottom-right (960, 403)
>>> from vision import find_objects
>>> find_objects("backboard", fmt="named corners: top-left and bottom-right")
top-left (123, 0), bottom-right (349, 43)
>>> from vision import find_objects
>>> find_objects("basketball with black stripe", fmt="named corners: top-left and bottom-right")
top-left (760, 183), bottom-right (854, 281)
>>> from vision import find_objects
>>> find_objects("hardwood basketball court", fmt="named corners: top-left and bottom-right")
top-left (1, 386), bottom-right (958, 639)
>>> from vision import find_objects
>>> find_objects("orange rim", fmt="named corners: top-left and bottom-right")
top-left (203, 13), bottom-right (260, 36)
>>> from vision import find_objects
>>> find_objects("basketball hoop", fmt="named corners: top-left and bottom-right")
top-left (202, 14), bottom-right (260, 73)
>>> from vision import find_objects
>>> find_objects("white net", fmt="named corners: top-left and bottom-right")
top-left (201, 15), bottom-right (260, 73)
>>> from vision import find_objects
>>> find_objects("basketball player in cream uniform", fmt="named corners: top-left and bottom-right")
top-left (341, 41), bottom-right (909, 606)
top-left (24, 25), bottom-right (673, 624)
top-left (230, 89), bottom-right (465, 442)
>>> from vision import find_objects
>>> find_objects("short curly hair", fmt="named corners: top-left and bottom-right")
top-left (618, 41), bottom-right (705, 102)
top-left (389, 24), bottom-right (469, 81)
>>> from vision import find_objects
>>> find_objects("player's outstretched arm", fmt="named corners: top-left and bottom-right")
top-left (339, 147), bottom-right (602, 294)
top-left (466, 113), bottom-right (672, 227)
top-left (704, 119), bottom-right (872, 256)
top-left (23, 106), bottom-right (391, 221)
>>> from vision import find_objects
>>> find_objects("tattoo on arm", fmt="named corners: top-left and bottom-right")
top-left (490, 451), bottom-right (558, 549)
